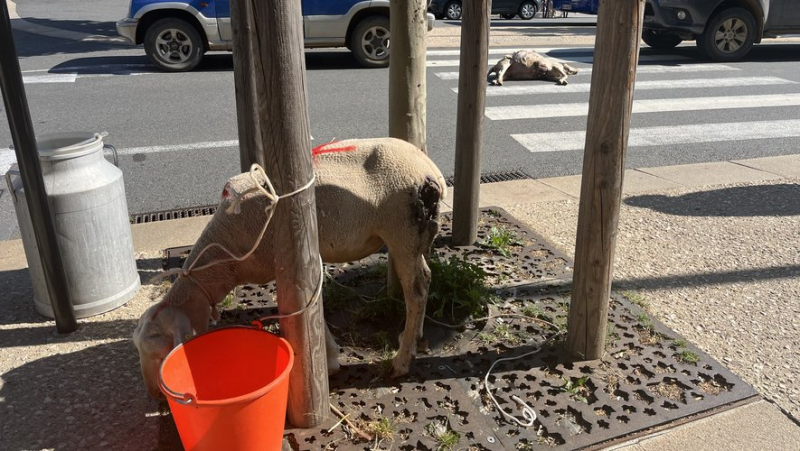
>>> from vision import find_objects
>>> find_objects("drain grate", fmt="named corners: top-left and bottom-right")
top-left (129, 205), bottom-right (217, 224)
top-left (445, 169), bottom-right (532, 187)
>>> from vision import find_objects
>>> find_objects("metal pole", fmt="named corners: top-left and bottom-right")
top-left (0, 2), bottom-right (77, 333)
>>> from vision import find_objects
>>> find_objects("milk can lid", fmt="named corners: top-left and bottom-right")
top-left (36, 132), bottom-right (103, 160)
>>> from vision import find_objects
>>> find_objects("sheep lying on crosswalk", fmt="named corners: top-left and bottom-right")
top-left (132, 138), bottom-right (447, 399)
top-left (488, 49), bottom-right (578, 86)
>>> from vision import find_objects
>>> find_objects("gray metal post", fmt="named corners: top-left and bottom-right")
top-left (0, 2), bottom-right (77, 333)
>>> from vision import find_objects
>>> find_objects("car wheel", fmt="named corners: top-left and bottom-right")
top-left (642, 29), bottom-right (683, 49)
top-left (697, 7), bottom-right (756, 62)
top-left (518, 1), bottom-right (538, 20)
top-left (351, 16), bottom-right (391, 68)
top-left (501, 13), bottom-right (516, 20)
top-left (144, 18), bottom-right (204, 72)
top-left (444, 1), bottom-right (463, 20)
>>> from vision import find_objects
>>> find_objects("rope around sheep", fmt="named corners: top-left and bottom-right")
top-left (152, 164), bottom-right (321, 322)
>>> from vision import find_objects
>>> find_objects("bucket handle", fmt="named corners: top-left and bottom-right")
top-left (4, 168), bottom-right (20, 203)
top-left (103, 144), bottom-right (119, 167)
top-left (159, 369), bottom-right (197, 405)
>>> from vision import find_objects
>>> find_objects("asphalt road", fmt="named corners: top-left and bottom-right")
top-left (2, 1), bottom-right (800, 242)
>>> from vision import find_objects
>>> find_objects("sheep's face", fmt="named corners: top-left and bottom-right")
top-left (132, 302), bottom-right (192, 399)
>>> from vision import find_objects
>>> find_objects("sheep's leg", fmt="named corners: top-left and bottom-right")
top-left (489, 57), bottom-right (512, 86)
top-left (390, 253), bottom-right (432, 378)
top-left (548, 65), bottom-right (570, 85)
top-left (562, 63), bottom-right (578, 75)
top-left (325, 321), bottom-right (341, 375)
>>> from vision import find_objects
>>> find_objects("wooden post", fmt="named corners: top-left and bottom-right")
top-left (567, 0), bottom-right (645, 360)
top-left (451, 0), bottom-right (490, 246)
top-left (388, 0), bottom-right (428, 297)
top-left (389, 0), bottom-right (428, 153)
top-left (230, 0), bottom-right (264, 171)
top-left (248, 0), bottom-right (329, 427)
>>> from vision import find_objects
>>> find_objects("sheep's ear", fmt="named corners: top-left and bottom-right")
top-left (173, 313), bottom-right (193, 347)
top-left (211, 303), bottom-right (221, 322)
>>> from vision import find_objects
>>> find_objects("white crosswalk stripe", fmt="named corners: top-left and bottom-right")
top-left (0, 148), bottom-right (16, 177)
top-left (427, 53), bottom-right (690, 67)
top-left (472, 77), bottom-right (795, 96)
top-left (22, 73), bottom-right (77, 84)
top-left (435, 63), bottom-right (739, 80)
top-left (486, 94), bottom-right (800, 120)
top-left (428, 46), bottom-right (800, 156)
top-left (512, 120), bottom-right (800, 153)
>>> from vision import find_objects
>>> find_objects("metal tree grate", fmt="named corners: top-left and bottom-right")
top-left (160, 208), bottom-right (757, 450)
top-left (445, 169), bottom-right (532, 187)
top-left (129, 205), bottom-right (217, 224)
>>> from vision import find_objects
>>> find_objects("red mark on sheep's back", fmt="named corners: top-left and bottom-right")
top-left (312, 142), bottom-right (357, 157)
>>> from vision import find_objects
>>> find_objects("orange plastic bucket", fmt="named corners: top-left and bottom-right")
top-left (159, 326), bottom-right (294, 451)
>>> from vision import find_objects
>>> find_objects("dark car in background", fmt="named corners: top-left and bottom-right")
top-left (429, 0), bottom-right (543, 20)
top-left (643, 0), bottom-right (800, 61)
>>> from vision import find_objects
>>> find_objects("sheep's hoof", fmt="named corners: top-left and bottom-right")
top-left (328, 359), bottom-right (341, 376)
top-left (389, 360), bottom-right (410, 378)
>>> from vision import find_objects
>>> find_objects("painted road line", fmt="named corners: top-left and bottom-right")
top-left (426, 47), bottom-right (586, 56)
top-left (435, 63), bottom-right (739, 80)
top-left (22, 73), bottom-right (77, 84)
top-left (512, 119), bottom-right (800, 153)
top-left (472, 76), bottom-right (796, 96)
top-left (116, 140), bottom-right (241, 155)
top-left (486, 93), bottom-right (800, 120)
top-left (0, 148), bottom-right (16, 176)
top-left (427, 53), bottom-right (690, 67)
top-left (115, 136), bottom-right (314, 156)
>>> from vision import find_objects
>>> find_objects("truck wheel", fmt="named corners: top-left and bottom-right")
top-left (642, 30), bottom-right (683, 49)
top-left (351, 16), bottom-right (391, 68)
top-left (144, 18), bottom-right (204, 72)
top-left (697, 7), bottom-right (756, 62)
top-left (444, 1), bottom-right (463, 20)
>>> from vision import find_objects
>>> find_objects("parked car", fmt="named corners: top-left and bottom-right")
top-left (429, 0), bottom-right (543, 21)
top-left (116, 0), bottom-right (436, 71)
top-left (551, 0), bottom-right (598, 15)
top-left (642, 0), bottom-right (800, 61)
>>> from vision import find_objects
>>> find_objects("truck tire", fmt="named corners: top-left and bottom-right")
top-left (144, 18), bottom-right (204, 72)
top-left (642, 29), bottom-right (683, 49)
top-left (351, 16), bottom-right (391, 68)
top-left (697, 7), bottom-right (756, 62)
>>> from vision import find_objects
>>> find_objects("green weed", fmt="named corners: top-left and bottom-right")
top-left (425, 420), bottom-right (460, 451)
top-left (622, 290), bottom-right (649, 311)
top-left (427, 254), bottom-right (493, 324)
top-left (558, 376), bottom-right (590, 403)
top-left (677, 349), bottom-right (700, 364)
top-left (481, 226), bottom-right (523, 257)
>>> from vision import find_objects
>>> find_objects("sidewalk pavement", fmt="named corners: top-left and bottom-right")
top-left (1, 154), bottom-right (799, 449)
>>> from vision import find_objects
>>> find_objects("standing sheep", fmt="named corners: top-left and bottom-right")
top-left (133, 138), bottom-right (446, 399)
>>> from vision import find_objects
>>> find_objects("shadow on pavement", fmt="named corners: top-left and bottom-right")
top-left (624, 183), bottom-right (800, 217)
top-left (11, 25), bottom-right (127, 58)
top-left (0, 340), bottom-right (163, 451)
top-left (22, 17), bottom-right (118, 36)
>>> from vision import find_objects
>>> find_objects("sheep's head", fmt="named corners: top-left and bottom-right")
top-left (132, 301), bottom-right (193, 399)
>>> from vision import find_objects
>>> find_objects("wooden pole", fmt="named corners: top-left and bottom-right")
top-left (389, 0), bottom-right (428, 153)
top-left (230, 0), bottom-right (264, 171)
top-left (451, 0), bottom-right (490, 246)
top-left (567, 0), bottom-right (645, 360)
top-left (248, 0), bottom-right (328, 427)
top-left (388, 0), bottom-right (428, 297)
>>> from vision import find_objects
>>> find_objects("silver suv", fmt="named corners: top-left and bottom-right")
top-left (643, 0), bottom-right (800, 61)
top-left (117, 0), bottom-right (435, 71)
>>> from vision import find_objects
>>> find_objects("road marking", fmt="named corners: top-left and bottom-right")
top-left (472, 76), bottom-right (796, 96)
top-left (512, 119), bottom-right (800, 153)
top-left (0, 148), bottom-right (16, 176)
top-left (22, 73), bottom-right (77, 84)
top-left (486, 93), bottom-right (800, 120)
top-left (428, 53), bottom-right (689, 67)
top-left (116, 140), bottom-right (240, 155)
top-left (115, 136), bottom-right (314, 156)
top-left (427, 47), bottom-right (586, 56)
top-left (435, 63), bottom-right (739, 80)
